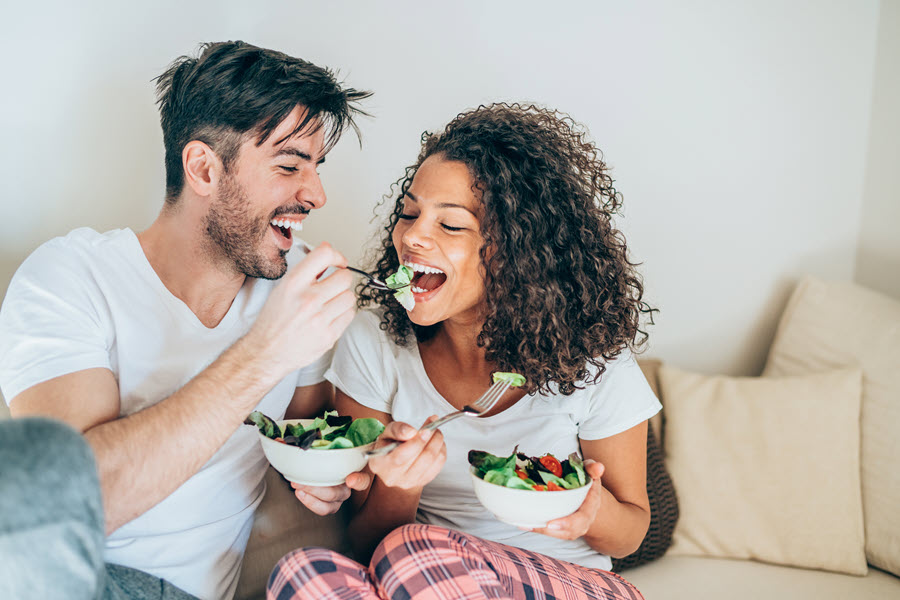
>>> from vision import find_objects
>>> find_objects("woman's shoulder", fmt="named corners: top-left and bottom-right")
top-left (341, 308), bottom-right (403, 355)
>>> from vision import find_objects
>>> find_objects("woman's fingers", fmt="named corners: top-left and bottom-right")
top-left (367, 417), bottom-right (446, 489)
top-left (529, 460), bottom-right (605, 540)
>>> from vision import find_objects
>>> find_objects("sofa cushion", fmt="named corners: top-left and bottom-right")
top-left (623, 555), bottom-right (900, 600)
top-left (763, 276), bottom-right (900, 576)
top-left (234, 467), bottom-right (350, 600)
top-left (659, 365), bottom-right (867, 575)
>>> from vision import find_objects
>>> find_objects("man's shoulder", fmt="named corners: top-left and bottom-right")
top-left (27, 227), bottom-right (134, 266)
top-left (10, 227), bottom-right (138, 300)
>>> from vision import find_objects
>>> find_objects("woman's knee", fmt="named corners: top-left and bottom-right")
top-left (268, 547), bottom-right (371, 598)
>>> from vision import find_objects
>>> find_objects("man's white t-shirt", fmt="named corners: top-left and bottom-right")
top-left (326, 310), bottom-right (662, 571)
top-left (0, 228), bottom-right (329, 600)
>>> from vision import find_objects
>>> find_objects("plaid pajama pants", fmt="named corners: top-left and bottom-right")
top-left (267, 524), bottom-right (644, 600)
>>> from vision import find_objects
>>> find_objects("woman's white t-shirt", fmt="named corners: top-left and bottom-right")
top-left (325, 310), bottom-right (661, 571)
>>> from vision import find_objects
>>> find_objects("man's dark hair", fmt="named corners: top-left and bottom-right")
top-left (155, 41), bottom-right (371, 204)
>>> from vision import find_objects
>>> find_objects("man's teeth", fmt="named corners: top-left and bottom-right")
top-left (270, 218), bottom-right (303, 232)
top-left (404, 261), bottom-right (444, 275)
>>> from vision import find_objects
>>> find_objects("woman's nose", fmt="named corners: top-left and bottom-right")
top-left (401, 219), bottom-right (433, 249)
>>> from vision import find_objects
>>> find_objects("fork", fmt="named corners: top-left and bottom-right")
top-left (365, 379), bottom-right (512, 457)
top-left (346, 266), bottom-right (410, 292)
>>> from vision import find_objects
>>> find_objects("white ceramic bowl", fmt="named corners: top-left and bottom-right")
top-left (469, 466), bottom-right (592, 528)
top-left (255, 418), bottom-right (373, 486)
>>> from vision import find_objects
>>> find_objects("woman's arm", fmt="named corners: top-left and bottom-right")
top-left (530, 421), bottom-right (651, 558)
top-left (334, 389), bottom-right (446, 562)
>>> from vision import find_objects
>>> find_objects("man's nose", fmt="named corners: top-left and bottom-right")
top-left (297, 170), bottom-right (326, 210)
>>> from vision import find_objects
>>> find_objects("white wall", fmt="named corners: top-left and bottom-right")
top-left (856, 0), bottom-right (900, 300)
top-left (0, 0), bottom-right (884, 377)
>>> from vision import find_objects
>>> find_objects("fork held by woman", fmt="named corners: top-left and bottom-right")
top-left (365, 379), bottom-right (511, 457)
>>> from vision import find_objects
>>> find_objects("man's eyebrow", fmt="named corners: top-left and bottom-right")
top-left (405, 191), bottom-right (477, 216)
top-left (275, 147), bottom-right (326, 165)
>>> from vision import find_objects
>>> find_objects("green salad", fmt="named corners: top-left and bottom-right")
top-left (385, 265), bottom-right (415, 310)
top-left (245, 410), bottom-right (384, 450)
top-left (468, 447), bottom-right (587, 491)
top-left (492, 372), bottom-right (526, 387)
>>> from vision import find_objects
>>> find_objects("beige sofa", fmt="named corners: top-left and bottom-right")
top-left (236, 276), bottom-right (900, 599)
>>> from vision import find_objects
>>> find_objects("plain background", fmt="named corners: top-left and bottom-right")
top-left (0, 1), bottom-right (897, 421)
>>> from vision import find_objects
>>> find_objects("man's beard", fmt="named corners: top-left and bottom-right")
top-left (204, 174), bottom-right (289, 280)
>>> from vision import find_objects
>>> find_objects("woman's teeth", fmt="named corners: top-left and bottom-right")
top-left (270, 218), bottom-right (303, 232)
top-left (412, 286), bottom-right (428, 293)
top-left (404, 261), bottom-right (444, 275)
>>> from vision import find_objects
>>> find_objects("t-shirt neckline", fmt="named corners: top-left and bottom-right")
top-left (122, 228), bottom-right (245, 332)
top-left (407, 339), bottom-right (535, 421)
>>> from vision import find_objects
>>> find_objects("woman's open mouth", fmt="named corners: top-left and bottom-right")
top-left (405, 260), bottom-right (447, 300)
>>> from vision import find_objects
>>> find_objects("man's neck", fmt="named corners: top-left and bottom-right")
top-left (137, 205), bottom-right (246, 328)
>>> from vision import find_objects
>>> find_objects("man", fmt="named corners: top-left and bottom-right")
top-left (0, 41), bottom-right (371, 599)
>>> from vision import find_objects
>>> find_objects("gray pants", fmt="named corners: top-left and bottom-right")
top-left (0, 417), bottom-right (196, 600)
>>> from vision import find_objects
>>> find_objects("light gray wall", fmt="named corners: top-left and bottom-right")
top-left (855, 0), bottom-right (900, 300)
top-left (0, 0), bottom-right (885, 379)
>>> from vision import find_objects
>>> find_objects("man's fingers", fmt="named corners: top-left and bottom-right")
top-left (344, 470), bottom-right (372, 492)
top-left (286, 242), bottom-right (348, 286)
top-left (293, 488), bottom-right (341, 516)
top-left (319, 288), bottom-right (357, 326)
top-left (292, 483), bottom-right (351, 504)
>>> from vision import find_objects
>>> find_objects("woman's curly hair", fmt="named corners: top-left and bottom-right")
top-left (358, 103), bottom-right (656, 396)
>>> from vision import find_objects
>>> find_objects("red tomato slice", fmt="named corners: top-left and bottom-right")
top-left (547, 481), bottom-right (565, 492)
top-left (532, 484), bottom-right (547, 491)
top-left (274, 437), bottom-right (286, 444)
top-left (515, 469), bottom-right (528, 480)
top-left (539, 455), bottom-right (563, 477)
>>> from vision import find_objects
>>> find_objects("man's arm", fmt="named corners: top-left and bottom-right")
top-left (9, 243), bottom-right (356, 534)
top-left (11, 342), bottom-right (282, 534)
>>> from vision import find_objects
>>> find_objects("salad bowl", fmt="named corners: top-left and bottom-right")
top-left (469, 466), bottom-right (592, 528)
top-left (255, 418), bottom-right (374, 487)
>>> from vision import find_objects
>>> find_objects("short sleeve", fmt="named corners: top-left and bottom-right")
top-left (324, 310), bottom-right (398, 414)
top-left (577, 350), bottom-right (662, 440)
top-left (294, 347), bottom-right (333, 387)
top-left (0, 241), bottom-right (113, 403)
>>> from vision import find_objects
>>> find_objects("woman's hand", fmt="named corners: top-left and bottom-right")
top-left (527, 459), bottom-right (606, 540)
top-left (366, 416), bottom-right (446, 490)
top-left (290, 470), bottom-right (372, 515)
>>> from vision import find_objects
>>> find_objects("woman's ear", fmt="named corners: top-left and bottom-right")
top-left (182, 140), bottom-right (222, 198)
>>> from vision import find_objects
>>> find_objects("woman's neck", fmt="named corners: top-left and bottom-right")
top-left (423, 317), bottom-right (492, 383)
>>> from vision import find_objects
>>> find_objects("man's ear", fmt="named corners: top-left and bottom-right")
top-left (182, 141), bottom-right (222, 198)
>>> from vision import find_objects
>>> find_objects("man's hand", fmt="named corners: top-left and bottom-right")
top-left (291, 471), bottom-right (372, 515)
top-left (242, 243), bottom-right (356, 382)
top-left (527, 459), bottom-right (606, 540)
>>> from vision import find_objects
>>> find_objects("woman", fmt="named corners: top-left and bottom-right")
top-left (268, 103), bottom-right (660, 600)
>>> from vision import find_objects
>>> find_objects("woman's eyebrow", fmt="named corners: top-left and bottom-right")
top-left (405, 191), bottom-right (477, 216)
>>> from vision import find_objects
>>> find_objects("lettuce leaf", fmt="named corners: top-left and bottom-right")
top-left (245, 411), bottom-right (281, 439)
top-left (345, 418), bottom-right (386, 447)
top-left (386, 265), bottom-right (415, 310)
top-left (491, 372), bottom-right (526, 387)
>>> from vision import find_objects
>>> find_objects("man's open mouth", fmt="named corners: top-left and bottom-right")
top-left (404, 261), bottom-right (447, 295)
top-left (270, 217), bottom-right (304, 243)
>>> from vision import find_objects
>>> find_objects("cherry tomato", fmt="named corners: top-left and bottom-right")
top-left (547, 481), bottom-right (565, 492)
top-left (515, 469), bottom-right (528, 480)
top-left (539, 455), bottom-right (563, 477)
top-left (532, 484), bottom-right (547, 491)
